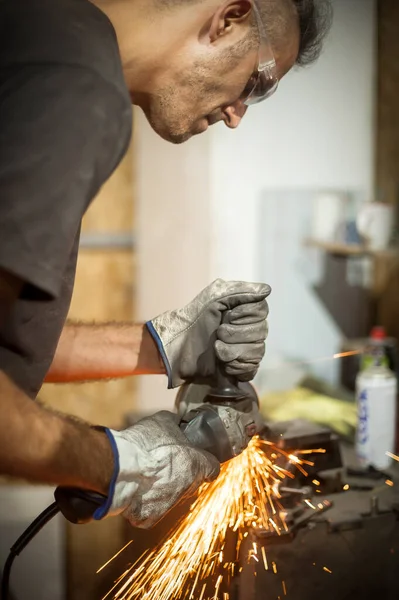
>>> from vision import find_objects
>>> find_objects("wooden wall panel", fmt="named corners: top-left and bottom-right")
top-left (40, 250), bottom-right (136, 429)
top-left (69, 251), bottom-right (135, 322)
top-left (376, 0), bottom-right (399, 208)
top-left (375, 1), bottom-right (399, 336)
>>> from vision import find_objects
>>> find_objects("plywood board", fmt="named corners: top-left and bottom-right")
top-left (69, 250), bottom-right (135, 322)
top-left (375, 1), bottom-right (399, 342)
top-left (40, 250), bottom-right (136, 422)
top-left (376, 0), bottom-right (399, 207)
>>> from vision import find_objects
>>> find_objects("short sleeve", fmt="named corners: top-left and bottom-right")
top-left (0, 65), bottom-right (131, 298)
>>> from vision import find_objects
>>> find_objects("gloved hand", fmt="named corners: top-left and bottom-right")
top-left (94, 411), bottom-right (220, 528)
top-left (147, 279), bottom-right (271, 388)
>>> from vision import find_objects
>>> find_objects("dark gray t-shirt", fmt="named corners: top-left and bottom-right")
top-left (0, 0), bottom-right (132, 397)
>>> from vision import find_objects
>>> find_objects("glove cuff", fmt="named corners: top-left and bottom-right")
top-left (146, 320), bottom-right (174, 389)
top-left (94, 429), bottom-right (144, 521)
top-left (93, 428), bottom-right (120, 520)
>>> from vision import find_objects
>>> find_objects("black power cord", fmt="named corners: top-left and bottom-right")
top-left (0, 488), bottom-right (106, 600)
top-left (1, 502), bottom-right (60, 600)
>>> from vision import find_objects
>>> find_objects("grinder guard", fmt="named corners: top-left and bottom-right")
top-left (180, 405), bottom-right (233, 463)
top-left (176, 377), bottom-right (265, 463)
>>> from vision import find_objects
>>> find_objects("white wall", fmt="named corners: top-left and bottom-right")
top-left (136, 0), bottom-right (377, 409)
top-left (210, 0), bottom-right (376, 278)
top-left (209, 0), bottom-right (377, 385)
top-left (135, 111), bottom-right (213, 411)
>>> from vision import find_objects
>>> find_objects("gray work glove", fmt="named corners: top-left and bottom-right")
top-left (146, 279), bottom-right (271, 388)
top-left (93, 411), bottom-right (220, 528)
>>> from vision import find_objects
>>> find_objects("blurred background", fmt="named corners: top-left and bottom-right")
top-left (1, 0), bottom-right (399, 598)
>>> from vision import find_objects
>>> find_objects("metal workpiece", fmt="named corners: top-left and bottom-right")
top-left (232, 421), bottom-right (399, 600)
top-left (236, 505), bottom-right (399, 600)
top-left (92, 416), bottom-right (399, 600)
top-left (278, 486), bottom-right (314, 497)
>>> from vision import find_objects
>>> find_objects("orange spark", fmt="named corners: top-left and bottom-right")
top-left (288, 454), bottom-right (300, 463)
top-left (263, 350), bottom-right (362, 372)
top-left (198, 584), bottom-right (207, 600)
top-left (97, 541), bottom-right (133, 574)
top-left (323, 567), bottom-right (332, 574)
top-left (333, 351), bottom-right (360, 359)
top-left (213, 575), bottom-right (223, 599)
top-left (261, 547), bottom-right (268, 571)
top-left (103, 438), bottom-right (317, 600)
top-left (297, 449), bottom-right (326, 455)
top-left (386, 451), bottom-right (399, 462)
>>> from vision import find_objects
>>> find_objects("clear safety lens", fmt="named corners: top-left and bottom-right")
top-left (241, 2), bottom-right (279, 106)
top-left (243, 63), bottom-right (279, 106)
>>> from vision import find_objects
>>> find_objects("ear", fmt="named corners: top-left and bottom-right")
top-left (209, 0), bottom-right (253, 43)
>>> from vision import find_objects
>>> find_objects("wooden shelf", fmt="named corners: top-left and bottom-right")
top-left (304, 238), bottom-right (398, 259)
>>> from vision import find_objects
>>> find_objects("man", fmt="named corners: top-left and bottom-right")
top-left (0, 0), bottom-right (331, 528)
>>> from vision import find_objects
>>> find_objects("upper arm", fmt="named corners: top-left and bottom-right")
top-left (0, 65), bottom-right (129, 298)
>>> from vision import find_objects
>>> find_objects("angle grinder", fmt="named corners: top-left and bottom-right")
top-left (1, 369), bottom-right (265, 599)
top-left (177, 365), bottom-right (265, 463)
top-left (55, 366), bottom-right (265, 524)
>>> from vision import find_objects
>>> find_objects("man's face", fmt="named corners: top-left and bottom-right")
top-left (140, 47), bottom-right (258, 144)
top-left (135, 3), bottom-right (299, 144)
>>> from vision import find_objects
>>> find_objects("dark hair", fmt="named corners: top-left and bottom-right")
top-left (155, 0), bottom-right (333, 67)
top-left (292, 0), bottom-right (333, 66)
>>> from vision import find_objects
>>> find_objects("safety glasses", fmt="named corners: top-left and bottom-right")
top-left (241, 1), bottom-right (279, 106)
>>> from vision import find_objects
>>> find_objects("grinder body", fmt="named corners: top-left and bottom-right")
top-left (177, 373), bottom-right (264, 463)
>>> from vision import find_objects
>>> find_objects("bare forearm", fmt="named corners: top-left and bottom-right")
top-left (46, 322), bottom-right (165, 383)
top-left (0, 371), bottom-right (113, 493)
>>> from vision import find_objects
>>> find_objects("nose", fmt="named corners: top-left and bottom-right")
top-left (223, 101), bottom-right (248, 129)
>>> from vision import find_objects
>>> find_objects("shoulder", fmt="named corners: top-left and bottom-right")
top-left (0, 63), bottom-right (132, 182)
top-left (0, 65), bottom-right (132, 298)
top-left (0, 0), bottom-right (125, 91)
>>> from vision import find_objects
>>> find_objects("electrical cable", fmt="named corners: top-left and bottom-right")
top-left (1, 502), bottom-right (60, 600)
top-left (0, 488), bottom-right (106, 600)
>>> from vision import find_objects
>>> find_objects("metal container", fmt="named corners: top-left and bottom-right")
top-left (356, 364), bottom-right (397, 469)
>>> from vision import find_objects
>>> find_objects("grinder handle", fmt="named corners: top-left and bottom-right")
top-left (54, 487), bottom-right (107, 524)
top-left (213, 361), bottom-right (242, 397)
